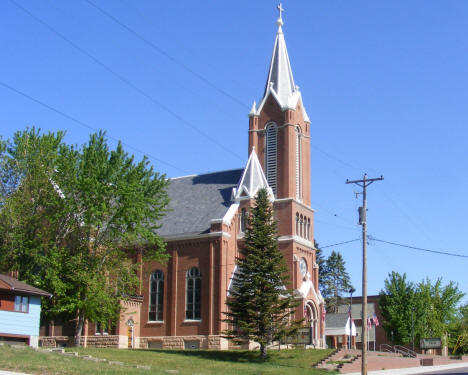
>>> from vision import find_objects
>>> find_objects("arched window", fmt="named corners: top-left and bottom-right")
top-left (295, 127), bottom-right (302, 200)
top-left (240, 208), bottom-right (247, 232)
top-left (186, 267), bottom-right (201, 320)
top-left (149, 270), bottom-right (164, 321)
top-left (307, 218), bottom-right (311, 240)
top-left (265, 123), bottom-right (277, 195)
top-left (296, 213), bottom-right (300, 235)
top-left (300, 215), bottom-right (304, 237)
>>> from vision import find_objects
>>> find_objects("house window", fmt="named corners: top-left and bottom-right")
top-left (14, 296), bottom-right (29, 313)
top-left (186, 267), bottom-right (201, 320)
top-left (149, 270), bottom-right (164, 321)
top-left (265, 123), bottom-right (277, 195)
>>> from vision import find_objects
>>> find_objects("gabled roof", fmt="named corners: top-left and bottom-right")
top-left (0, 274), bottom-right (52, 297)
top-left (232, 149), bottom-right (273, 200)
top-left (158, 169), bottom-right (243, 238)
top-left (250, 11), bottom-right (310, 122)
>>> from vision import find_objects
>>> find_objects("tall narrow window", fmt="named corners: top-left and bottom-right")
top-left (265, 123), bottom-right (277, 195)
top-left (296, 213), bottom-right (300, 235)
top-left (300, 215), bottom-right (304, 238)
top-left (307, 218), bottom-right (311, 240)
top-left (149, 270), bottom-right (164, 321)
top-left (240, 208), bottom-right (247, 232)
top-left (295, 127), bottom-right (302, 200)
top-left (186, 267), bottom-right (201, 320)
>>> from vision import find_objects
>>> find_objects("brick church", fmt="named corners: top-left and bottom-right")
top-left (41, 6), bottom-right (326, 350)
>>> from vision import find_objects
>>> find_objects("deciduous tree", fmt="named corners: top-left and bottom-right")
top-left (0, 128), bottom-right (169, 346)
top-left (379, 272), bottom-right (464, 347)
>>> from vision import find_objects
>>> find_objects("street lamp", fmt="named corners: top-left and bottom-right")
top-left (349, 287), bottom-right (356, 349)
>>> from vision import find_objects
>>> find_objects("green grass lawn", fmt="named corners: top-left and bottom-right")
top-left (0, 345), bottom-right (335, 375)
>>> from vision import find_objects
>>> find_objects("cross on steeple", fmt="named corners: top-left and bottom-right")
top-left (277, 3), bottom-right (284, 20)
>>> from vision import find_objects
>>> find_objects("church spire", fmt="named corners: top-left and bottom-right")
top-left (252, 4), bottom-right (309, 122)
top-left (264, 3), bottom-right (296, 105)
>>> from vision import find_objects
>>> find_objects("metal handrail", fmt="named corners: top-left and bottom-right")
top-left (379, 344), bottom-right (393, 353)
top-left (394, 345), bottom-right (417, 358)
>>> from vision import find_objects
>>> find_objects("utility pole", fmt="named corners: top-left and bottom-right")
top-left (346, 174), bottom-right (383, 375)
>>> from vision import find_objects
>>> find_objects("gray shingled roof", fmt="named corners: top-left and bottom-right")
top-left (158, 169), bottom-right (243, 238)
top-left (325, 313), bottom-right (349, 328)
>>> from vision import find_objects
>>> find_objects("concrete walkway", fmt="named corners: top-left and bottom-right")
top-left (346, 362), bottom-right (468, 375)
top-left (0, 371), bottom-right (33, 375)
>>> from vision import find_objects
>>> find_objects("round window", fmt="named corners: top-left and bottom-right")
top-left (299, 258), bottom-right (307, 276)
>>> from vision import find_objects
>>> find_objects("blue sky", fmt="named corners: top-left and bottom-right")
top-left (1, 1), bottom-right (467, 302)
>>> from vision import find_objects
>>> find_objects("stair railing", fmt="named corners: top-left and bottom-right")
top-left (379, 343), bottom-right (393, 353)
top-left (394, 345), bottom-right (417, 358)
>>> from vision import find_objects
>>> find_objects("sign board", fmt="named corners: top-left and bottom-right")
top-left (420, 338), bottom-right (442, 349)
top-left (281, 328), bottom-right (312, 345)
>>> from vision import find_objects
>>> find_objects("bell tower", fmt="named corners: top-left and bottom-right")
top-left (248, 4), bottom-right (311, 206)
top-left (243, 4), bottom-right (324, 347)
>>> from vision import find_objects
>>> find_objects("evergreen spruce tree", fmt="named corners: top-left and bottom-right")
top-left (223, 188), bottom-right (301, 359)
top-left (314, 240), bottom-right (327, 295)
top-left (322, 251), bottom-right (353, 313)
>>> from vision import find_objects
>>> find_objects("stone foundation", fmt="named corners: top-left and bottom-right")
top-left (39, 335), bottom-right (121, 348)
top-left (81, 335), bottom-right (120, 348)
top-left (39, 336), bottom-right (72, 348)
top-left (39, 335), bottom-right (322, 350)
top-left (139, 335), bottom-right (228, 350)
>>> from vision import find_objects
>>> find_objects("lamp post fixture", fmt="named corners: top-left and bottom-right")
top-left (349, 287), bottom-right (356, 349)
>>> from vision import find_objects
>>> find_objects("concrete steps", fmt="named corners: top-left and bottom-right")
top-left (315, 349), bottom-right (361, 372)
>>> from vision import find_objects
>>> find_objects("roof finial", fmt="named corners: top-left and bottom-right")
top-left (277, 3), bottom-right (284, 27)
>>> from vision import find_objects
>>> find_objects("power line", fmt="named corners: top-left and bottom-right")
top-left (315, 220), bottom-right (358, 231)
top-left (368, 236), bottom-right (468, 259)
top-left (84, 0), bottom-right (249, 111)
top-left (0, 80), bottom-right (189, 174)
top-left (9, 0), bottom-right (243, 161)
top-left (320, 238), bottom-right (361, 249)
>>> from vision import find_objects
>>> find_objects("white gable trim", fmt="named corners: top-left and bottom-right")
top-left (210, 203), bottom-right (239, 227)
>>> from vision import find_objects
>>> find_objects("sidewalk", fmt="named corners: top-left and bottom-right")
top-left (345, 362), bottom-right (468, 375)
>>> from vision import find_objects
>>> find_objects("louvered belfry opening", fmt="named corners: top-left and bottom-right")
top-left (265, 123), bottom-right (278, 195)
top-left (295, 126), bottom-right (302, 201)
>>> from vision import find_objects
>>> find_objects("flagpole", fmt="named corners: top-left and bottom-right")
top-left (367, 318), bottom-right (370, 351)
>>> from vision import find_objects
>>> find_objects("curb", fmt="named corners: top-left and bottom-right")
top-left (344, 361), bottom-right (468, 375)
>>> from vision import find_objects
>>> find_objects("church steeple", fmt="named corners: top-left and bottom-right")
top-left (263, 4), bottom-right (296, 109)
top-left (248, 4), bottom-right (311, 206)
top-left (250, 4), bottom-right (309, 122)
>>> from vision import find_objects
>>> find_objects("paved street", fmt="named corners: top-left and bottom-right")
top-left (418, 367), bottom-right (468, 375)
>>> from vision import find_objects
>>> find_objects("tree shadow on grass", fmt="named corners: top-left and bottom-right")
top-left (144, 349), bottom-right (267, 363)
